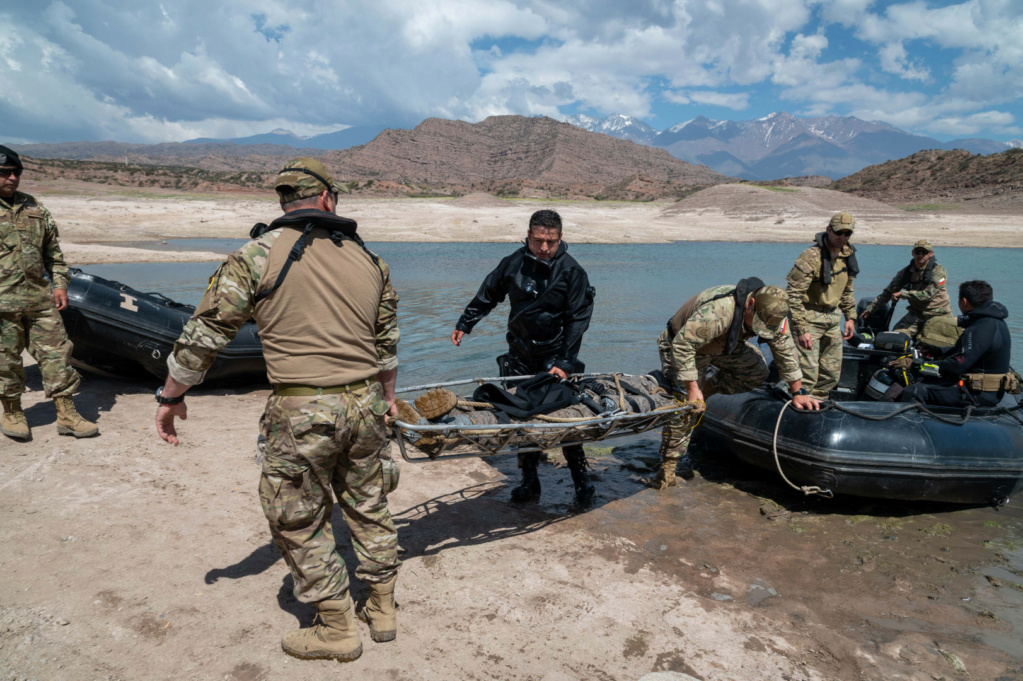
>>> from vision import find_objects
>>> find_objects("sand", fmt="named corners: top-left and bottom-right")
top-left (3, 181), bottom-right (1023, 680)
top-left (21, 182), bottom-right (1022, 266)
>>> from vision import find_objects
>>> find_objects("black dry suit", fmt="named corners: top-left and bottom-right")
top-left (456, 241), bottom-right (594, 373)
top-left (937, 301), bottom-right (1012, 379)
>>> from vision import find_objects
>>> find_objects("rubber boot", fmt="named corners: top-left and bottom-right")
top-left (510, 452), bottom-right (541, 502)
top-left (356, 575), bottom-right (397, 642)
top-left (1, 398), bottom-right (30, 440)
top-left (54, 396), bottom-right (99, 438)
top-left (564, 446), bottom-right (595, 508)
top-left (281, 595), bottom-right (363, 662)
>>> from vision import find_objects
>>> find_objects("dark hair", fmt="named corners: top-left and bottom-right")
top-left (528, 209), bottom-right (562, 233)
top-left (959, 280), bottom-right (993, 306)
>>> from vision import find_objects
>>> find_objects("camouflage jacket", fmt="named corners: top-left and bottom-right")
top-left (669, 285), bottom-right (803, 384)
top-left (786, 241), bottom-right (856, 335)
top-left (0, 191), bottom-right (70, 312)
top-left (865, 260), bottom-right (951, 317)
top-left (168, 224), bottom-right (399, 385)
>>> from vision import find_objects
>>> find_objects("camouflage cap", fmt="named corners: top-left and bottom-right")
top-left (273, 158), bottom-right (348, 203)
top-left (912, 239), bottom-right (933, 253)
top-left (750, 285), bottom-right (791, 336)
top-left (0, 144), bottom-right (23, 170)
top-left (828, 211), bottom-right (855, 233)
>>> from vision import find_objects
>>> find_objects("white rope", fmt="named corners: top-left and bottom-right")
top-left (772, 400), bottom-right (833, 498)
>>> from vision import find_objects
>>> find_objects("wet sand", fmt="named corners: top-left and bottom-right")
top-left (2, 358), bottom-right (1022, 681)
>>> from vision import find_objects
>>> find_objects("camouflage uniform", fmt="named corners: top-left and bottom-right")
top-left (168, 166), bottom-right (401, 602)
top-left (864, 240), bottom-right (952, 339)
top-left (0, 191), bottom-right (80, 399)
top-left (656, 284), bottom-right (802, 475)
top-left (786, 220), bottom-right (857, 398)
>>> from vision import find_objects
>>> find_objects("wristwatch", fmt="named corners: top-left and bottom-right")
top-left (155, 386), bottom-right (185, 405)
top-left (793, 387), bottom-right (809, 396)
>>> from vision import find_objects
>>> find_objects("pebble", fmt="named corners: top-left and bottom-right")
top-left (710, 592), bottom-right (732, 601)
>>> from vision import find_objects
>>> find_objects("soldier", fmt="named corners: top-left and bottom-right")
top-left (786, 212), bottom-right (859, 399)
top-left (650, 280), bottom-right (820, 488)
top-left (155, 159), bottom-right (401, 663)
top-left (0, 144), bottom-right (98, 440)
top-left (860, 239), bottom-right (952, 340)
top-left (895, 281), bottom-right (1016, 407)
top-left (450, 210), bottom-right (596, 507)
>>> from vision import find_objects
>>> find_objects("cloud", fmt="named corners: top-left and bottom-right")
top-left (0, 0), bottom-right (1020, 143)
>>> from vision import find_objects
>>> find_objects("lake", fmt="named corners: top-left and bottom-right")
top-left (82, 240), bottom-right (1022, 386)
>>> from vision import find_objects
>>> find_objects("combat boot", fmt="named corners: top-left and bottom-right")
top-left (356, 575), bottom-right (397, 642)
top-left (564, 447), bottom-right (595, 508)
top-left (647, 459), bottom-right (677, 490)
top-left (53, 396), bottom-right (99, 438)
top-left (1, 398), bottom-right (30, 440)
top-left (281, 595), bottom-right (363, 662)
top-left (510, 452), bottom-right (541, 502)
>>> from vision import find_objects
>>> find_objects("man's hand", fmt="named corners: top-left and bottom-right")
top-left (383, 401), bottom-right (398, 426)
top-left (686, 381), bottom-right (704, 405)
top-left (156, 403), bottom-right (188, 445)
top-left (451, 329), bottom-right (465, 346)
top-left (53, 288), bottom-right (69, 311)
top-left (798, 333), bottom-right (814, 349)
top-left (792, 394), bottom-right (821, 410)
top-left (859, 308), bottom-right (870, 319)
top-left (891, 291), bottom-right (903, 302)
top-left (548, 366), bottom-right (568, 379)
top-left (842, 320), bottom-right (855, 340)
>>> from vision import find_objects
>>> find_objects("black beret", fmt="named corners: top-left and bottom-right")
top-left (0, 144), bottom-right (22, 170)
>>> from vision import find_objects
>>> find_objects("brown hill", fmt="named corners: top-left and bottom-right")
top-left (327, 116), bottom-right (729, 197)
top-left (832, 148), bottom-right (1023, 208)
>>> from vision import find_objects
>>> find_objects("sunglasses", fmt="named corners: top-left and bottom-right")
top-left (833, 230), bottom-right (852, 238)
top-left (0, 168), bottom-right (23, 179)
top-left (913, 249), bottom-right (929, 256)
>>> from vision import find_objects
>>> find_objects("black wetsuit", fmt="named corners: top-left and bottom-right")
top-left (900, 300), bottom-right (1012, 407)
top-left (455, 241), bottom-right (594, 374)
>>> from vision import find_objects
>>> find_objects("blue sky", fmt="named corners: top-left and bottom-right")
top-left (1, 0), bottom-right (1020, 144)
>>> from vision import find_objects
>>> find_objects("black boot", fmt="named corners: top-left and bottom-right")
top-left (510, 452), bottom-right (542, 502)
top-left (564, 446), bottom-right (595, 508)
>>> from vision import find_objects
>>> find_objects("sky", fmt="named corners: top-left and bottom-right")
top-left (2, 0), bottom-right (1021, 145)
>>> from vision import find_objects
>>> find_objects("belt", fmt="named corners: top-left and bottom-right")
top-left (273, 379), bottom-right (373, 396)
top-left (803, 303), bottom-right (838, 313)
top-left (962, 372), bottom-right (1019, 394)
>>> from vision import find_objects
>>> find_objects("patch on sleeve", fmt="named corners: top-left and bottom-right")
top-left (779, 318), bottom-right (789, 335)
top-left (937, 277), bottom-right (946, 286)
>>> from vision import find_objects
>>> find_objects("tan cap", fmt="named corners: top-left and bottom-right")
top-left (828, 211), bottom-right (855, 233)
top-left (750, 285), bottom-right (790, 336)
top-left (274, 158), bottom-right (348, 203)
top-left (912, 239), bottom-right (933, 253)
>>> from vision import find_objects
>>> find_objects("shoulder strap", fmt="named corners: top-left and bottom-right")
top-left (254, 222), bottom-right (315, 304)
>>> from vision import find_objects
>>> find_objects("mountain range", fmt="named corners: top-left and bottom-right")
top-left (567, 112), bottom-right (1023, 181)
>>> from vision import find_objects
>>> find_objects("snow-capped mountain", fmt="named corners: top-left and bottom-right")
top-left (566, 111), bottom-right (1018, 180)
top-left (565, 114), bottom-right (658, 145)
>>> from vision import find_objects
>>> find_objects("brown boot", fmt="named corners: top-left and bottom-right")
top-left (647, 458), bottom-right (677, 490)
top-left (1, 398), bottom-right (30, 440)
top-left (53, 395), bottom-right (99, 438)
top-left (281, 595), bottom-right (363, 662)
top-left (357, 576), bottom-right (397, 642)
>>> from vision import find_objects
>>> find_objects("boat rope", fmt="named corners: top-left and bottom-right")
top-left (612, 373), bottom-right (628, 412)
top-left (454, 399), bottom-right (699, 423)
top-left (772, 400), bottom-right (833, 498)
top-left (819, 400), bottom-right (979, 426)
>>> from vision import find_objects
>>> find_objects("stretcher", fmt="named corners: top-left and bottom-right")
top-left (391, 372), bottom-right (704, 463)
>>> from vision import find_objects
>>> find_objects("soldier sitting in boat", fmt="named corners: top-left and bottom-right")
top-left (892, 280), bottom-right (1019, 407)
top-left (649, 280), bottom-right (821, 490)
top-left (860, 239), bottom-right (956, 344)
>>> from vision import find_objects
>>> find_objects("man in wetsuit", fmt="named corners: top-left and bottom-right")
top-left (860, 239), bottom-right (953, 340)
top-left (898, 280), bottom-right (1017, 407)
top-left (450, 209), bottom-right (596, 507)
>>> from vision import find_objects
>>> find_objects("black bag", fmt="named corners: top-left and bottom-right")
top-left (874, 331), bottom-right (912, 352)
top-left (472, 373), bottom-right (578, 418)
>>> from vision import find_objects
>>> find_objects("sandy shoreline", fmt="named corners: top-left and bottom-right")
top-left (19, 182), bottom-right (1022, 265)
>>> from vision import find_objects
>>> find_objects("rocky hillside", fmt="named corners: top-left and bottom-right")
top-left (831, 148), bottom-right (1023, 208)
top-left (326, 116), bottom-right (728, 198)
top-left (21, 116), bottom-right (730, 199)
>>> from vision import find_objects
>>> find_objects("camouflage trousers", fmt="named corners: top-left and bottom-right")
top-left (259, 382), bottom-right (401, 604)
top-left (0, 307), bottom-right (80, 399)
top-left (793, 307), bottom-right (843, 398)
top-left (656, 330), bottom-right (769, 463)
top-left (892, 309), bottom-right (953, 341)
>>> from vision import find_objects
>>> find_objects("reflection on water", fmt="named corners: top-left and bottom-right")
top-left (83, 241), bottom-right (1022, 386)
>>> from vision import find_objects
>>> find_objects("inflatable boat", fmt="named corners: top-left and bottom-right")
top-left (60, 268), bottom-right (266, 384)
top-left (700, 343), bottom-right (1023, 505)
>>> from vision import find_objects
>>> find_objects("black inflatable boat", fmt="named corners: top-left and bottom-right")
top-left (701, 328), bottom-right (1023, 506)
top-left (59, 268), bottom-right (266, 384)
